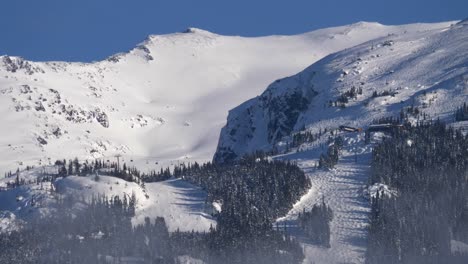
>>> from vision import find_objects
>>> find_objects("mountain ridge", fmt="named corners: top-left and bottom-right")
top-left (214, 21), bottom-right (468, 162)
top-left (0, 21), bottom-right (455, 176)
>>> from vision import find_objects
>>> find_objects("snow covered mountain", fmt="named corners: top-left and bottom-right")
top-left (2, 20), bottom-right (467, 263)
top-left (214, 20), bottom-right (467, 162)
top-left (0, 22), bottom-right (452, 176)
top-left (211, 20), bottom-right (468, 263)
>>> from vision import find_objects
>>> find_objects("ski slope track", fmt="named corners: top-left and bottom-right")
top-left (276, 133), bottom-right (372, 264)
top-left (0, 21), bottom-right (453, 176)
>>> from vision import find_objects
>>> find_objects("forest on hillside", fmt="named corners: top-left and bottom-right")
top-left (366, 121), bottom-right (468, 264)
top-left (0, 155), bottom-right (313, 264)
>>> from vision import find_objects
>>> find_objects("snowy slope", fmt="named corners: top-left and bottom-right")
top-left (1, 20), bottom-right (464, 262)
top-left (215, 21), bottom-right (467, 161)
top-left (0, 167), bottom-right (215, 233)
top-left (276, 133), bottom-right (372, 263)
top-left (0, 22), bottom-right (452, 176)
top-left (214, 20), bottom-right (468, 263)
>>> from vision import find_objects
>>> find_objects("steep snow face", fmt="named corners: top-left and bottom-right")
top-left (215, 21), bottom-right (467, 162)
top-left (0, 22), bottom-right (452, 175)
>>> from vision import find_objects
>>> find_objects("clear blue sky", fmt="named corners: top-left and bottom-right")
top-left (1, 0), bottom-right (466, 62)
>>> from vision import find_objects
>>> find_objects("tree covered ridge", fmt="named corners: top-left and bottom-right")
top-left (178, 153), bottom-right (311, 221)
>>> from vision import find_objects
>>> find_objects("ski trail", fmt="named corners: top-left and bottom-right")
top-left (277, 134), bottom-right (372, 264)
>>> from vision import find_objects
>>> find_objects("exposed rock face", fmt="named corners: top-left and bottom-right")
top-left (6, 83), bottom-right (110, 128)
top-left (37, 136), bottom-right (48, 145)
top-left (136, 45), bottom-right (154, 61)
top-left (34, 101), bottom-right (45, 112)
top-left (214, 73), bottom-right (317, 163)
top-left (2, 56), bottom-right (44, 75)
top-left (94, 109), bottom-right (109, 128)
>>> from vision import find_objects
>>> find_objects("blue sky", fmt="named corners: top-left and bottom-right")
top-left (1, 0), bottom-right (466, 62)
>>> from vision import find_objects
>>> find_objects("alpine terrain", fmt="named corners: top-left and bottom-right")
top-left (1, 19), bottom-right (468, 264)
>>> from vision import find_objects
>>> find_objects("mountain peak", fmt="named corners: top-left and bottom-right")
top-left (349, 21), bottom-right (384, 28)
top-left (457, 18), bottom-right (468, 25)
top-left (182, 27), bottom-right (215, 35)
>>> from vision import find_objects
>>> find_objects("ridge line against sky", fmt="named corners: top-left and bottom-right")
top-left (0, 0), bottom-right (466, 62)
